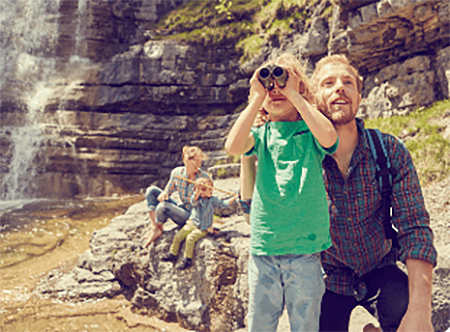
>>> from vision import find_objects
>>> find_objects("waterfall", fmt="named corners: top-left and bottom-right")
top-left (0, 0), bottom-right (60, 202)
top-left (70, 0), bottom-right (89, 65)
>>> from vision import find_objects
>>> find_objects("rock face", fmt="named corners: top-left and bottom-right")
top-left (35, 177), bottom-right (450, 332)
top-left (330, 0), bottom-right (450, 118)
top-left (0, 0), bottom-right (449, 201)
top-left (37, 178), bottom-right (252, 331)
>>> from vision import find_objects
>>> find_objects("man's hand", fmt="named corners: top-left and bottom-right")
top-left (397, 304), bottom-right (433, 332)
top-left (398, 259), bottom-right (434, 332)
top-left (157, 191), bottom-right (169, 202)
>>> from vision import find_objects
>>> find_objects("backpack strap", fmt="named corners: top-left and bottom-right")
top-left (365, 128), bottom-right (399, 248)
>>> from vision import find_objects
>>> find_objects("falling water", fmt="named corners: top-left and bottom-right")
top-left (0, 0), bottom-right (60, 204)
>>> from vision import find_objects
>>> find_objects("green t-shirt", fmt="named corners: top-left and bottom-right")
top-left (245, 120), bottom-right (338, 256)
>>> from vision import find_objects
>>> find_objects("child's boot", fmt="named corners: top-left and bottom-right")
top-left (161, 252), bottom-right (177, 262)
top-left (177, 257), bottom-right (192, 270)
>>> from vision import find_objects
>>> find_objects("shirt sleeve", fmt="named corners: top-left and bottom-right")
top-left (191, 192), bottom-right (200, 207)
top-left (211, 196), bottom-right (232, 209)
top-left (313, 135), bottom-right (339, 156)
top-left (388, 135), bottom-right (437, 266)
top-left (164, 168), bottom-right (178, 196)
top-left (244, 126), bottom-right (262, 157)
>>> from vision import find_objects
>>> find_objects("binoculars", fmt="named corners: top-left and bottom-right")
top-left (257, 65), bottom-right (289, 90)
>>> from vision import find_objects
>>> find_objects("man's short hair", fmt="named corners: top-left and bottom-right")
top-left (311, 54), bottom-right (363, 94)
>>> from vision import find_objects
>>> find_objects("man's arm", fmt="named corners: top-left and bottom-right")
top-left (388, 136), bottom-right (437, 331)
top-left (398, 259), bottom-right (434, 332)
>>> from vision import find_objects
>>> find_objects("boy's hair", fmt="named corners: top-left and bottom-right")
top-left (250, 53), bottom-right (314, 104)
top-left (195, 177), bottom-right (214, 188)
top-left (311, 54), bottom-right (363, 94)
top-left (182, 146), bottom-right (206, 161)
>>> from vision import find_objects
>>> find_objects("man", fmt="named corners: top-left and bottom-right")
top-left (313, 55), bottom-right (437, 331)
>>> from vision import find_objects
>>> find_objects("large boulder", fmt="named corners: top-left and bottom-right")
top-left (36, 178), bottom-right (252, 331)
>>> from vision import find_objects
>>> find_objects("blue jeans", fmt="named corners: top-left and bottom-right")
top-left (145, 186), bottom-right (190, 227)
top-left (248, 253), bottom-right (325, 332)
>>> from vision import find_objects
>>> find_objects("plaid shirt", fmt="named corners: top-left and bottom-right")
top-left (164, 167), bottom-right (210, 212)
top-left (190, 195), bottom-right (233, 230)
top-left (321, 119), bottom-right (437, 300)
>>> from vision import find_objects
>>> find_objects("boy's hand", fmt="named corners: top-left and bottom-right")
top-left (279, 68), bottom-right (303, 100)
top-left (250, 68), bottom-right (267, 101)
top-left (157, 191), bottom-right (169, 202)
top-left (253, 109), bottom-right (268, 127)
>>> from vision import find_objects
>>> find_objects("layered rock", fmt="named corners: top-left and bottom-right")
top-left (1, 0), bottom-right (449, 201)
top-left (330, 0), bottom-right (449, 116)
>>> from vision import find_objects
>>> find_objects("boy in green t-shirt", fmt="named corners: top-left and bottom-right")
top-left (225, 53), bottom-right (338, 332)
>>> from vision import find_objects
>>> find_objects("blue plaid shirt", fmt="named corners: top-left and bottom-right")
top-left (164, 167), bottom-right (210, 212)
top-left (321, 119), bottom-right (437, 300)
top-left (190, 195), bottom-right (233, 230)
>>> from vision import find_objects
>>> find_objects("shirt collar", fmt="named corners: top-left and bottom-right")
top-left (323, 118), bottom-right (372, 170)
top-left (352, 118), bottom-right (373, 166)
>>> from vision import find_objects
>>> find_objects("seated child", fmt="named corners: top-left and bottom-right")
top-left (161, 177), bottom-right (237, 270)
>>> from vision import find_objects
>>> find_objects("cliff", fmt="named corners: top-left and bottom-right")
top-left (0, 0), bottom-right (449, 200)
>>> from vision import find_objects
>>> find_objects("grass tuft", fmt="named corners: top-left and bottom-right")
top-left (365, 100), bottom-right (450, 185)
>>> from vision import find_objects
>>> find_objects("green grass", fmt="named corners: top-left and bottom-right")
top-left (365, 100), bottom-right (450, 185)
top-left (149, 0), bottom-right (331, 63)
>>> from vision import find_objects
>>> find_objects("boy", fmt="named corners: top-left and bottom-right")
top-left (161, 177), bottom-right (237, 270)
top-left (225, 53), bottom-right (338, 332)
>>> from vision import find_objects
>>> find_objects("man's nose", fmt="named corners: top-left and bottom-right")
top-left (335, 79), bottom-right (345, 93)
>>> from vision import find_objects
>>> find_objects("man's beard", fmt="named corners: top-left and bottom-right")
top-left (318, 101), bottom-right (355, 126)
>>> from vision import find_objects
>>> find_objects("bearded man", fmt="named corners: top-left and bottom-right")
top-left (314, 55), bottom-right (437, 332)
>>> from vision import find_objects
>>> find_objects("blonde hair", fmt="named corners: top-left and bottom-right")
top-left (249, 53), bottom-right (314, 104)
top-left (182, 146), bottom-right (206, 161)
top-left (311, 54), bottom-right (363, 94)
top-left (195, 177), bottom-right (213, 188)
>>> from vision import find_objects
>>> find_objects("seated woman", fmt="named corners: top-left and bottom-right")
top-left (142, 146), bottom-right (210, 247)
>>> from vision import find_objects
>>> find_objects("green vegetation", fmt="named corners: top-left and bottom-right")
top-left (365, 100), bottom-right (450, 185)
top-left (216, 167), bottom-right (229, 179)
top-left (149, 0), bottom-right (332, 63)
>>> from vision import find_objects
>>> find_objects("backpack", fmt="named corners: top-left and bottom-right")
top-left (365, 128), bottom-right (400, 249)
